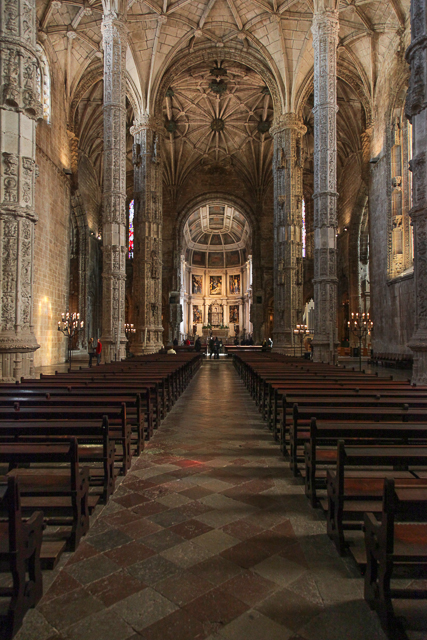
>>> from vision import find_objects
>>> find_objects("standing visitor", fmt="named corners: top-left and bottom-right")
top-left (96, 339), bottom-right (102, 365)
top-left (209, 336), bottom-right (214, 359)
top-left (214, 337), bottom-right (220, 359)
top-left (195, 336), bottom-right (201, 352)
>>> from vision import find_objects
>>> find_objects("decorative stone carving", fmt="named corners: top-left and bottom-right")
top-left (407, 0), bottom-right (427, 383)
top-left (311, 6), bottom-right (339, 364)
top-left (271, 114), bottom-right (306, 353)
top-left (100, 2), bottom-right (128, 363)
top-left (0, 0), bottom-right (40, 380)
top-left (130, 120), bottom-right (164, 354)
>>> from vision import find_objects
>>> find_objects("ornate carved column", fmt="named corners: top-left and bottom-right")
top-left (0, 0), bottom-right (42, 380)
top-left (311, 4), bottom-right (339, 363)
top-left (100, 2), bottom-right (127, 363)
top-left (271, 114), bottom-right (306, 353)
top-left (406, 0), bottom-right (427, 383)
top-left (130, 118), bottom-right (164, 354)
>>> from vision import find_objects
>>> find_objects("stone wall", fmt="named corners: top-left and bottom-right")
top-left (370, 153), bottom-right (414, 354)
top-left (33, 46), bottom-right (71, 368)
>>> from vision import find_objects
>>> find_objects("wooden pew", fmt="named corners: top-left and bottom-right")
top-left (0, 476), bottom-right (43, 640)
top-left (305, 418), bottom-right (427, 506)
top-left (364, 478), bottom-right (427, 632)
top-left (0, 404), bottom-right (131, 476)
top-left (0, 439), bottom-right (90, 560)
top-left (0, 417), bottom-right (114, 502)
top-left (289, 404), bottom-right (427, 476)
top-left (326, 441), bottom-right (427, 555)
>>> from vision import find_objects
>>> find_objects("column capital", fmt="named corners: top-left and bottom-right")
top-left (102, 0), bottom-right (127, 21)
top-left (271, 113), bottom-right (307, 137)
top-left (311, 8), bottom-right (339, 40)
top-left (130, 115), bottom-right (163, 137)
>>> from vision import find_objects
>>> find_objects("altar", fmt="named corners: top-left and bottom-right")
top-left (202, 327), bottom-right (229, 339)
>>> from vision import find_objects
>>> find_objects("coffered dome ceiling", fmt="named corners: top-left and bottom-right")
top-left (183, 204), bottom-right (251, 268)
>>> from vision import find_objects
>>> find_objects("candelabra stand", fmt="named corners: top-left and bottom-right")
top-left (124, 323), bottom-right (136, 357)
top-left (58, 312), bottom-right (84, 372)
top-left (348, 312), bottom-right (373, 372)
top-left (293, 324), bottom-right (310, 357)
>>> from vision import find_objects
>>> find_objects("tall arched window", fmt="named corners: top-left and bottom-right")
top-left (36, 44), bottom-right (51, 123)
top-left (129, 199), bottom-right (134, 259)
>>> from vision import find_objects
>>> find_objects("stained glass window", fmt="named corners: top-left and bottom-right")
top-left (129, 199), bottom-right (134, 259)
top-left (302, 198), bottom-right (306, 258)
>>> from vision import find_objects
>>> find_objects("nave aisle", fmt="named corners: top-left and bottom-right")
top-left (17, 361), bottom-right (387, 640)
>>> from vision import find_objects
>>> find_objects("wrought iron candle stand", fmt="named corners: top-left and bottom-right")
top-left (58, 312), bottom-right (84, 372)
top-left (293, 324), bottom-right (310, 357)
top-left (124, 323), bottom-right (136, 357)
top-left (348, 312), bottom-right (373, 372)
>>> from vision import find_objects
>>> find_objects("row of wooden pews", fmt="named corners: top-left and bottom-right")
top-left (233, 352), bottom-right (427, 636)
top-left (0, 352), bottom-right (202, 639)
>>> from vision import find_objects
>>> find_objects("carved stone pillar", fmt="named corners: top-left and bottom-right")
top-left (406, 0), bottom-right (427, 383)
top-left (100, 4), bottom-right (127, 363)
top-left (311, 5), bottom-right (339, 363)
top-left (130, 119), bottom-right (164, 354)
top-left (0, 0), bottom-right (42, 380)
top-left (271, 114), bottom-right (306, 353)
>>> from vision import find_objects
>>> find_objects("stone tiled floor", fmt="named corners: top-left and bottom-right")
top-left (16, 359), bottom-right (392, 640)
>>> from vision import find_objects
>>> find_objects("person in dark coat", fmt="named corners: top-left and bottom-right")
top-left (214, 337), bottom-right (220, 359)
top-left (195, 336), bottom-right (201, 352)
top-left (209, 336), bottom-right (214, 358)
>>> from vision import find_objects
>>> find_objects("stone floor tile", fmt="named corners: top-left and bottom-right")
top-left (148, 507), bottom-right (190, 528)
top-left (143, 528), bottom-right (186, 552)
top-left (183, 586), bottom-right (249, 631)
top-left (126, 554), bottom-right (180, 585)
top-left (66, 554), bottom-right (120, 586)
top-left (219, 609), bottom-right (293, 640)
top-left (131, 500), bottom-right (169, 517)
top-left (221, 570), bottom-right (278, 606)
top-left (141, 606), bottom-right (209, 640)
top-left (117, 517), bottom-right (163, 539)
top-left (298, 600), bottom-right (387, 640)
top-left (103, 540), bottom-right (156, 567)
top-left (85, 527), bottom-right (133, 552)
top-left (154, 570), bottom-right (214, 606)
top-left (64, 541), bottom-right (99, 567)
top-left (14, 609), bottom-right (58, 640)
top-left (86, 569), bottom-right (145, 607)
top-left (220, 519), bottom-right (265, 541)
top-left (169, 518), bottom-right (213, 540)
top-left (63, 608), bottom-right (135, 640)
top-left (180, 486), bottom-right (214, 500)
top-left (190, 555), bottom-right (243, 586)
top-left (110, 587), bottom-right (179, 631)
top-left (113, 493), bottom-right (151, 508)
top-left (40, 570), bottom-right (81, 604)
top-left (220, 540), bottom-right (271, 569)
top-left (101, 508), bottom-right (141, 528)
top-left (156, 492), bottom-right (192, 508)
top-left (192, 529), bottom-right (239, 554)
top-left (38, 588), bottom-right (104, 631)
top-left (255, 587), bottom-right (324, 632)
top-left (160, 539), bottom-right (216, 568)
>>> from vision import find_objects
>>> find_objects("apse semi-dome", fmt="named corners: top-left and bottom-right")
top-left (183, 204), bottom-right (251, 268)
